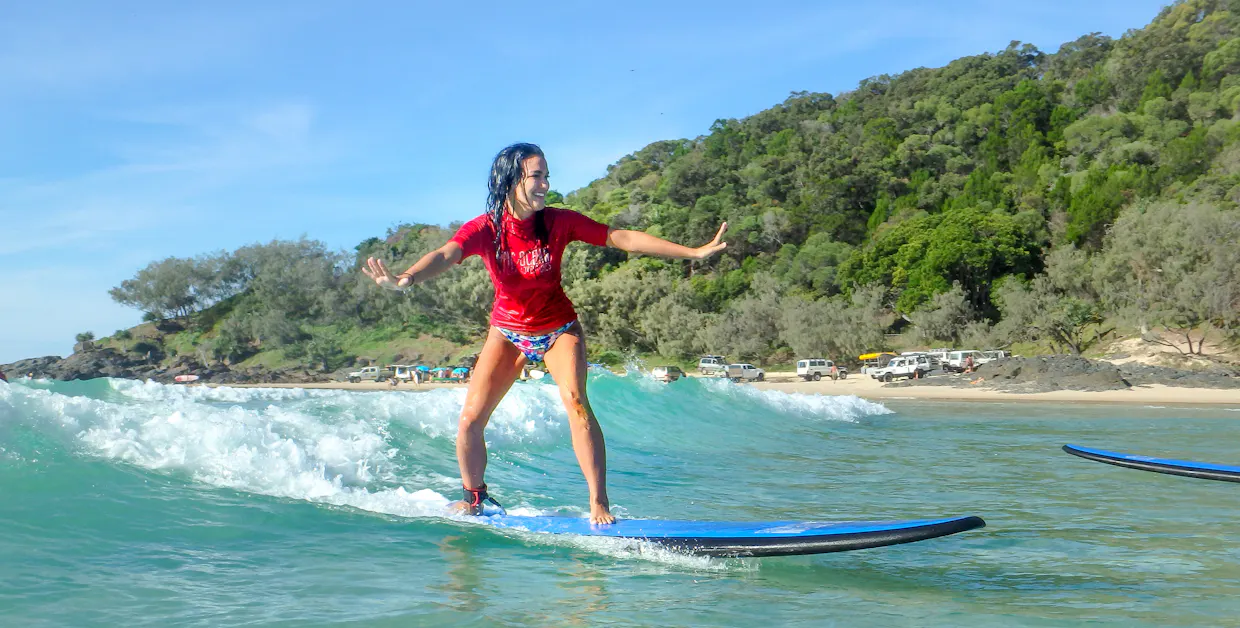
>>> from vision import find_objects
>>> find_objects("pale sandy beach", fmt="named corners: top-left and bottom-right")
top-left (214, 371), bottom-right (1240, 405)
top-left (211, 380), bottom-right (468, 392)
top-left (750, 373), bottom-right (1240, 405)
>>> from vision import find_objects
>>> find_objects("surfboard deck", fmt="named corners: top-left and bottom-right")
top-left (1064, 444), bottom-right (1240, 483)
top-left (473, 514), bottom-right (986, 557)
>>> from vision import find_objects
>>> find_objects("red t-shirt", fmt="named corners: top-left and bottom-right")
top-left (450, 207), bottom-right (611, 333)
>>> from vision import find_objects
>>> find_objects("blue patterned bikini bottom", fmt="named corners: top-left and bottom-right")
top-left (498, 320), bottom-right (576, 363)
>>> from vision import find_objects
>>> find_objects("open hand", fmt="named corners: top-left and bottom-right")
top-left (694, 222), bottom-right (728, 259)
top-left (362, 257), bottom-right (404, 291)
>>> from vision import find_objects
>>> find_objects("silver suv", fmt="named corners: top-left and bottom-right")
top-left (698, 355), bottom-right (727, 376)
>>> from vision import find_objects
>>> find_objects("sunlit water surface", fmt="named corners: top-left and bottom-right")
top-left (2, 375), bottom-right (1239, 626)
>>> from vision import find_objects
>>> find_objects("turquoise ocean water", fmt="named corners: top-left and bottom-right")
top-left (3, 372), bottom-right (1240, 626)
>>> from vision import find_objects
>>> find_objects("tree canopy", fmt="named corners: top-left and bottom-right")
top-left (109, 0), bottom-right (1240, 366)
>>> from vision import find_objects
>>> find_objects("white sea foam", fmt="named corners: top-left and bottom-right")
top-left (2, 380), bottom-right (599, 521)
top-left (2, 382), bottom-right (502, 516)
top-left (697, 377), bottom-right (892, 421)
top-left (0, 379), bottom-right (826, 568)
top-left (109, 378), bottom-right (317, 403)
top-left (105, 378), bottom-right (569, 446)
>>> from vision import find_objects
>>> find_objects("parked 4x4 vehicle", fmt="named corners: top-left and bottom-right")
top-left (698, 355), bottom-right (727, 376)
top-left (796, 358), bottom-right (847, 381)
top-left (869, 355), bottom-right (931, 382)
top-left (945, 350), bottom-right (984, 373)
top-left (725, 363), bottom-right (765, 382)
top-left (651, 366), bottom-right (685, 383)
top-left (347, 365), bottom-right (392, 383)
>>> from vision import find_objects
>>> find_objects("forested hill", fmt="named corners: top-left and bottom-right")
top-left (102, 0), bottom-right (1239, 371)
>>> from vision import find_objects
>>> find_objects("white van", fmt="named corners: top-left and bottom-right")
top-left (981, 350), bottom-right (1009, 362)
top-left (698, 355), bottom-right (727, 376)
top-left (945, 350), bottom-right (984, 373)
top-left (796, 359), bottom-right (847, 381)
top-left (391, 365), bottom-right (419, 384)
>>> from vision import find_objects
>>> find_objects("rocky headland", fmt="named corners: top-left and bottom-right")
top-left (2, 350), bottom-right (330, 385)
top-left (886, 355), bottom-right (1240, 393)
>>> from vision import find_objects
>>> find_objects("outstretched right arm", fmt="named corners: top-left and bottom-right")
top-left (362, 242), bottom-right (464, 291)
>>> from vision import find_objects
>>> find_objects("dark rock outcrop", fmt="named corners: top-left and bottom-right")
top-left (3, 348), bottom-right (332, 385)
top-left (888, 355), bottom-right (1240, 393)
top-left (3, 356), bottom-right (63, 379)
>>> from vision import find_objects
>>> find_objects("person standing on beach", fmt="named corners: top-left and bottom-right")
top-left (362, 143), bottom-right (728, 524)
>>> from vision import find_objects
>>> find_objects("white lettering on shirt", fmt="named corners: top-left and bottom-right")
top-left (498, 247), bottom-right (552, 277)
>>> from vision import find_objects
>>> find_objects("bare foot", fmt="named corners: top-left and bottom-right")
top-left (448, 500), bottom-right (478, 515)
top-left (590, 503), bottom-right (615, 525)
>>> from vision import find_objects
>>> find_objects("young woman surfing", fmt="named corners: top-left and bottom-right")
top-left (363, 143), bottom-right (727, 524)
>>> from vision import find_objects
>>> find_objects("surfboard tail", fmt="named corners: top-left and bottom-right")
top-left (659, 516), bottom-right (987, 557)
top-left (1064, 444), bottom-right (1240, 483)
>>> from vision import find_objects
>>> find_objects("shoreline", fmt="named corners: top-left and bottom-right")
top-left (211, 372), bottom-right (1240, 406)
top-left (752, 377), bottom-right (1240, 406)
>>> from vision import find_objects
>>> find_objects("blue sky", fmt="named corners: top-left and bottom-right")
top-left (0, 0), bottom-right (1171, 364)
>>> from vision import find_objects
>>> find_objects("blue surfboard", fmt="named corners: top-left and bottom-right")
top-left (1064, 444), bottom-right (1240, 483)
top-left (473, 514), bottom-right (985, 557)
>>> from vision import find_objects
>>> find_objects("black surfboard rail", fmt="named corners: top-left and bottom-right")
top-left (1063, 444), bottom-right (1240, 483)
top-left (659, 516), bottom-right (987, 558)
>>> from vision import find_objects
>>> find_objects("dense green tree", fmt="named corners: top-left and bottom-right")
top-left (779, 284), bottom-right (890, 361)
top-left (993, 246), bottom-right (1106, 354)
top-left (107, 1), bottom-right (1240, 367)
top-left (908, 284), bottom-right (976, 345)
top-left (1095, 201), bottom-right (1240, 354)
top-left (839, 206), bottom-right (1042, 314)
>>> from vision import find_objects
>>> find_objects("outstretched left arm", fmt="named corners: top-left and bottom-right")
top-left (606, 222), bottom-right (728, 260)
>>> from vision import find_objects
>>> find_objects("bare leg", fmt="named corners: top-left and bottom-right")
top-left (542, 323), bottom-right (614, 524)
top-left (453, 327), bottom-right (525, 509)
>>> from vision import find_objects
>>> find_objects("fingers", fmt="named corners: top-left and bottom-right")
top-left (696, 222), bottom-right (728, 259)
top-left (363, 257), bottom-right (394, 283)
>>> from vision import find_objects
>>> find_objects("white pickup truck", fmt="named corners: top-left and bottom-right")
top-left (796, 358), bottom-right (847, 381)
top-left (725, 363), bottom-right (765, 382)
top-left (869, 355), bottom-right (932, 382)
top-left (347, 365), bottom-right (392, 383)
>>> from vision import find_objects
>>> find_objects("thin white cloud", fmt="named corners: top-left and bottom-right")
top-left (106, 101), bottom-right (329, 173)
top-left (0, 205), bottom-right (161, 256)
top-left (0, 4), bottom-right (316, 94)
top-left (0, 101), bottom-right (340, 258)
top-left (246, 103), bottom-right (315, 142)
top-left (0, 265), bottom-right (142, 363)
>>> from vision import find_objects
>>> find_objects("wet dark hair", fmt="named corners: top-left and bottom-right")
top-left (487, 143), bottom-right (549, 269)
